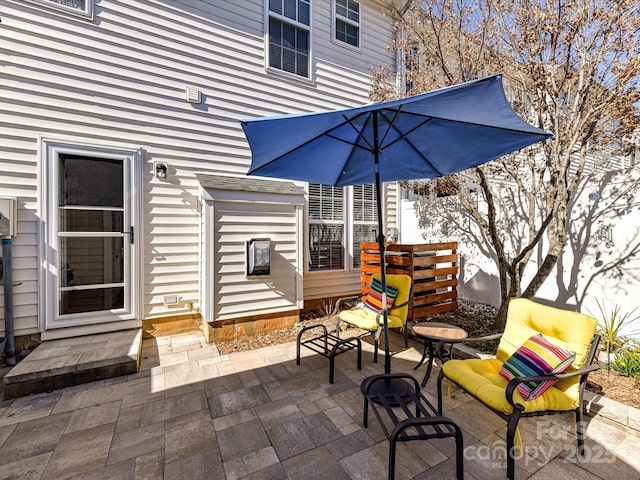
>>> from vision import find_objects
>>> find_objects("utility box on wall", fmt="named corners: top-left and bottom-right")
top-left (0, 197), bottom-right (17, 237)
top-left (247, 238), bottom-right (271, 276)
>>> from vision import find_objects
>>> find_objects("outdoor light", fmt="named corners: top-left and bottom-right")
top-left (154, 161), bottom-right (168, 179)
top-left (247, 238), bottom-right (271, 276)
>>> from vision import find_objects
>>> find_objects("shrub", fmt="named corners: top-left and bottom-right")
top-left (592, 299), bottom-right (640, 372)
top-left (610, 347), bottom-right (640, 378)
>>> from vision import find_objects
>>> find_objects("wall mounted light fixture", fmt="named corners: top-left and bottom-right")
top-left (154, 161), bottom-right (168, 179)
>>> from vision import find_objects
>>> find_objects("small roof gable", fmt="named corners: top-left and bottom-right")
top-left (197, 174), bottom-right (305, 196)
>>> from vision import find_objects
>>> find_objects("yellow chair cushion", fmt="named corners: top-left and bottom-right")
top-left (338, 273), bottom-right (412, 332)
top-left (338, 307), bottom-right (405, 331)
top-left (496, 298), bottom-right (596, 368)
top-left (442, 298), bottom-right (596, 414)
top-left (443, 358), bottom-right (581, 414)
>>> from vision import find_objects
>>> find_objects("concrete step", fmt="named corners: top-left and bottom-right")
top-left (2, 329), bottom-right (142, 400)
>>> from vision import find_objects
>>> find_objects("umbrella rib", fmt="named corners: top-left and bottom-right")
top-left (378, 110), bottom-right (445, 176)
top-left (340, 111), bottom-right (375, 151)
top-left (383, 109), bottom-right (549, 137)
top-left (248, 114), bottom-right (371, 174)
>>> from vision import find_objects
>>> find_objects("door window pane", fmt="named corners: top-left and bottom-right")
top-left (60, 156), bottom-right (123, 208)
top-left (60, 287), bottom-right (124, 315)
top-left (60, 237), bottom-right (125, 287)
top-left (60, 209), bottom-right (124, 233)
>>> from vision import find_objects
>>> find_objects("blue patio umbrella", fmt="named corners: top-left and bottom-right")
top-left (240, 74), bottom-right (552, 389)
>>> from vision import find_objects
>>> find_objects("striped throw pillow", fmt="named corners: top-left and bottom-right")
top-left (499, 333), bottom-right (576, 400)
top-left (363, 277), bottom-right (398, 314)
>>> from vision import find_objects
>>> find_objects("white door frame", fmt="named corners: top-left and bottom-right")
top-left (38, 137), bottom-right (142, 334)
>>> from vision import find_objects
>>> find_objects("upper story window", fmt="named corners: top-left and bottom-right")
top-left (268, 0), bottom-right (311, 78)
top-left (334, 0), bottom-right (360, 48)
top-left (30, 0), bottom-right (94, 18)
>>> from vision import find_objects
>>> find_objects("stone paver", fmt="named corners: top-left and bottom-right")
top-left (0, 328), bottom-right (637, 480)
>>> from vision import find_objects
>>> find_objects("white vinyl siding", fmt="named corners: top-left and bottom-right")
top-left (0, 0), bottom-right (394, 336)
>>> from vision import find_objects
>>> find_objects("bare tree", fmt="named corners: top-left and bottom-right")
top-left (372, 0), bottom-right (640, 328)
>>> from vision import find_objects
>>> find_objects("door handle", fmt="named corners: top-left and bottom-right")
top-left (122, 226), bottom-right (134, 244)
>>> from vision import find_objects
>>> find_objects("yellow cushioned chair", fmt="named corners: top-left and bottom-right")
top-left (437, 298), bottom-right (600, 480)
top-left (336, 273), bottom-right (412, 363)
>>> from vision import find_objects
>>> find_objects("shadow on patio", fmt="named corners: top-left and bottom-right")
top-left (0, 328), bottom-right (638, 479)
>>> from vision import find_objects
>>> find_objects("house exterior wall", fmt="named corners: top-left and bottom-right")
top-left (0, 0), bottom-right (395, 337)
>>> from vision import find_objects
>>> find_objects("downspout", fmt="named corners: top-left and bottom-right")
top-left (2, 238), bottom-right (16, 366)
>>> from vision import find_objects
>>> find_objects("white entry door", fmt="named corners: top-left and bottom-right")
top-left (41, 141), bottom-right (141, 331)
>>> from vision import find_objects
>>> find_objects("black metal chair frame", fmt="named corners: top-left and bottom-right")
top-left (437, 333), bottom-right (601, 480)
top-left (334, 281), bottom-right (413, 363)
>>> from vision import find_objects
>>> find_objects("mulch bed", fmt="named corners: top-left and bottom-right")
top-left (215, 299), bottom-right (640, 409)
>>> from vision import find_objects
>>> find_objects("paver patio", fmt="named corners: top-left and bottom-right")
top-left (0, 328), bottom-right (638, 479)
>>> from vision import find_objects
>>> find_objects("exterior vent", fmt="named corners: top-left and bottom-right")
top-left (185, 86), bottom-right (201, 103)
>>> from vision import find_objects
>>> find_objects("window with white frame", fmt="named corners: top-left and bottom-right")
top-left (29, 0), bottom-right (94, 18)
top-left (352, 184), bottom-right (378, 268)
top-left (268, 0), bottom-right (311, 78)
top-left (307, 183), bottom-right (377, 271)
top-left (308, 184), bottom-right (344, 270)
top-left (334, 0), bottom-right (360, 48)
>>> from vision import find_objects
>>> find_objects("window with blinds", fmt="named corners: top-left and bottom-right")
top-left (352, 184), bottom-right (378, 268)
top-left (308, 184), bottom-right (344, 270)
top-left (307, 183), bottom-right (377, 271)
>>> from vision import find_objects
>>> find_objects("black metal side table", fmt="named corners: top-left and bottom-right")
top-left (413, 322), bottom-right (468, 387)
top-left (296, 324), bottom-right (361, 384)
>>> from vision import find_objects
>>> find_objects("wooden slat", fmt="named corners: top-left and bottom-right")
top-left (388, 242), bottom-right (457, 252)
top-left (414, 290), bottom-right (457, 304)
top-left (386, 267), bottom-right (410, 275)
top-left (412, 301), bottom-right (459, 318)
top-left (413, 278), bottom-right (458, 293)
top-left (385, 256), bottom-right (413, 267)
top-left (361, 252), bottom-right (382, 263)
top-left (413, 254), bottom-right (458, 268)
top-left (361, 264), bottom-right (381, 273)
top-left (413, 266), bottom-right (458, 280)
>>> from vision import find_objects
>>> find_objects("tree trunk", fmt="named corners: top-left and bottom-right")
top-left (522, 253), bottom-right (559, 298)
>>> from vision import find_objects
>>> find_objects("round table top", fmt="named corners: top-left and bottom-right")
top-left (412, 322), bottom-right (468, 341)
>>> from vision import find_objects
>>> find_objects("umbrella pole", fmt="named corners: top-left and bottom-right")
top-left (367, 112), bottom-right (412, 403)
top-left (373, 162), bottom-right (390, 375)
top-left (370, 110), bottom-right (390, 374)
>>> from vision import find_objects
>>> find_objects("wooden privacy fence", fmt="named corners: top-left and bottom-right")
top-left (360, 242), bottom-right (459, 320)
